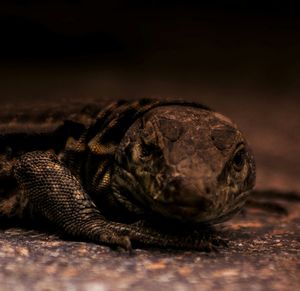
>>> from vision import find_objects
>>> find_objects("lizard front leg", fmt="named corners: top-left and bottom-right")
top-left (13, 151), bottom-right (135, 250)
top-left (13, 151), bottom-right (221, 251)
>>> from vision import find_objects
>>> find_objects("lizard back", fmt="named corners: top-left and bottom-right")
top-left (0, 100), bottom-right (107, 154)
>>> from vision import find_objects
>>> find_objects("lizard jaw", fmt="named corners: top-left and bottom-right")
top-left (144, 188), bottom-right (251, 224)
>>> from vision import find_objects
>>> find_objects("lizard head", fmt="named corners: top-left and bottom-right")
top-left (113, 104), bottom-right (255, 224)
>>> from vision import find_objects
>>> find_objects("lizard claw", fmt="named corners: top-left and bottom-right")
top-left (98, 232), bottom-right (132, 252)
top-left (120, 236), bottom-right (132, 253)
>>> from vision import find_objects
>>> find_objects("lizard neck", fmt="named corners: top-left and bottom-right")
top-left (82, 99), bottom-right (162, 199)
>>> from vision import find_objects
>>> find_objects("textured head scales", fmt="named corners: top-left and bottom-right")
top-left (113, 102), bottom-right (255, 224)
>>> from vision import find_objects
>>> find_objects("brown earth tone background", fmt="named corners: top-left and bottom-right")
top-left (0, 2), bottom-right (299, 290)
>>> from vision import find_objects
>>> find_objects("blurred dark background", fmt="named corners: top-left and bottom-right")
top-left (0, 1), bottom-right (299, 191)
top-left (1, 1), bottom-right (300, 99)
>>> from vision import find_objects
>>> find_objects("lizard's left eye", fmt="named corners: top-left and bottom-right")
top-left (141, 142), bottom-right (156, 157)
top-left (232, 148), bottom-right (246, 171)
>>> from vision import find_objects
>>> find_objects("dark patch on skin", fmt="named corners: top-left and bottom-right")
top-left (211, 124), bottom-right (237, 151)
top-left (158, 118), bottom-right (183, 142)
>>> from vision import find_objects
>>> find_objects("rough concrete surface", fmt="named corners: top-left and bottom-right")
top-left (0, 199), bottom-right (299, 291)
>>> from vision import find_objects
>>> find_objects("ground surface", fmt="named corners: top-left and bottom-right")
top-left (0, 198), bottom-right (299, 291)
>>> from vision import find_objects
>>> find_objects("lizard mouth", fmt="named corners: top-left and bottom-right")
top-left (208, 190), bottom-right (251, 224)
top-left (149, 189), bottom-right (250, 224)
top-left (112, 159), bottom-right (251, 225)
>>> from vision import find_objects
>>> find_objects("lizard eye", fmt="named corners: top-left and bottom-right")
top-left (141, 142), bottom-right (156, 157)
top-left (232, 148), bottom-right (246, 171)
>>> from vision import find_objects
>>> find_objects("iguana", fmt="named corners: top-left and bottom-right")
top-left (0, 99), bottom-right (256, 251)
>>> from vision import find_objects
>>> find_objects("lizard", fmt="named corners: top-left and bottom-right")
top-left (0, 98), bottom-right (256, 251)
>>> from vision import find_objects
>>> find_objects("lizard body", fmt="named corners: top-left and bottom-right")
top-left (0, 99), bottom-right (255, 250)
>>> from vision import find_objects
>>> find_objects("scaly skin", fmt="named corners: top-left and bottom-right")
top-left (0, 99), bottom-right (256, 251)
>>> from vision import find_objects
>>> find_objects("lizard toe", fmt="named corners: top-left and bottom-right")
top-left (99, 232), bottom-right (132, 252)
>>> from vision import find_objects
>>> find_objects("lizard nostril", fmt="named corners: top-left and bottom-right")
top-left (162, 177), bottom-right (214, 210)
top-left (205, 186), bottom-right (211, 194)
top-left (163, 178), bottom-right (183, 200)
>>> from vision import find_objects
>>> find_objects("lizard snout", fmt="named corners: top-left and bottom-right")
top-left (162, 177), bottom-right (213, 211)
